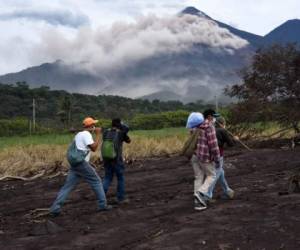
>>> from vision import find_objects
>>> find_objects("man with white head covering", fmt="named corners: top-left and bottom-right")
top-left (193, 109), bottom-right (221, 211)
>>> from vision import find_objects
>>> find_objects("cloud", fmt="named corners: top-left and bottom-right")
top-left (0, 9), bottom-right (89, 28)
top-left (34, 14), bottom-right (248, 74)
top-left (21, 13), bottom-right (248, 99)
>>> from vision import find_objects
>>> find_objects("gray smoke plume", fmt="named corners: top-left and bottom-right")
top-left (35, 14), bottom-right (248, 72)
top-left (30, 14), bottom-right (250, 101)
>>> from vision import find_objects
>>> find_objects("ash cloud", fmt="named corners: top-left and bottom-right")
top-left (33, 14), bottom-right (249, 101)
top-left (37, 14), bottom-right (248, 71)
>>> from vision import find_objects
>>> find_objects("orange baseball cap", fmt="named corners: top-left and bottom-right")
top-left (83, 117), bottom-right (99, 127)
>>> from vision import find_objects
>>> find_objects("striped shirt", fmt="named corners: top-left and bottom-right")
top-left (196, 120), bottom-right (220, 163)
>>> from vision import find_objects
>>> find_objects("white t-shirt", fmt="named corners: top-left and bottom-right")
top-left (75, 131), bottom-right (94, 162)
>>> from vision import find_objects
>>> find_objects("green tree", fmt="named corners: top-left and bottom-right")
top-left (226, 44), bottom-right (300, 132)
top-left (57, 95), bottom-right (74, 127)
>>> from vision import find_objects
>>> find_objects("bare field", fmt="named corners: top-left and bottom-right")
top-left (0, 147), bottom-right (299, 249)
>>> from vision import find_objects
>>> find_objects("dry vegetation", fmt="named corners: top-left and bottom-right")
top-left (0, 145), bottom-right (68, 177)
top-left (0, 125), bottom-right (295, 178)
top-left (0, 129), bottom-right (187, 177)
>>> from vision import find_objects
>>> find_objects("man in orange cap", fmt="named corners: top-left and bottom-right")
top-left (50, 117), bottom-right (112, 216)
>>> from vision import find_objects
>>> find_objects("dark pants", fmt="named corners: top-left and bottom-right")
top-left (103, 161), bottom-right (125, 201)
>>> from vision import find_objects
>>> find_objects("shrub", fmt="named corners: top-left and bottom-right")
top-left (130, 110), bottom-right (189, 130)
top-left (0, 118), bottom-right (29, 136)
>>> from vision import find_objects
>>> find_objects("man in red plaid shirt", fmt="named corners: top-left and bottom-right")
top-left (192, 109), bottom-right (221, 211)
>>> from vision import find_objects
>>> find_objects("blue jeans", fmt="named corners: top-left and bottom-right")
top-left (50, 161), bottom-right (107, 214)
top-left (208, 157), bottom-right (231, 198)
top-left (103, 161), bottom-right (125, 201)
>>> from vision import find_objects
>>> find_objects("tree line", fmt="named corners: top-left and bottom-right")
top-left (3, 44), bottom-right (298, 136)
top-left (226, 44), bottom-right (300, 134)
top-left (0, 82), bottom-right (213, 135)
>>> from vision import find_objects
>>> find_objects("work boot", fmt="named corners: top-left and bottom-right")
top-left (49, 211), bottom-right (60, 217)
top-left (226, 189), bottom-right (235, 199)
top-left (98, 205), bottom-right (113, 212)
top-left (220, 189), bottom-right (235, 199)
top-left (117, 198), bottom-right (130, 205)
top-left (111, 197), bottom-right (130, 205)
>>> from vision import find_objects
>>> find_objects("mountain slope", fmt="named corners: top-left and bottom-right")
top-left (263, 19), bottom-right (300, 45)
top-left (0, 8), bottom-right (253, 103)
top-left (215, 21), bottom-right (263, 47)
top-left (3, 7), bottom-right (299, 103)
top-left (0, 60), bottom-right (105, 94)
top-left (181, 7), bottom-right (263, 47)
top-left (140, 91), bottom-right (182, 102)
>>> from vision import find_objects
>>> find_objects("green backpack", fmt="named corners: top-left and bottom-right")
top-left (101, 129), bottom-right (118, 160)
top-left (67, 140), bottom-right (88, 166)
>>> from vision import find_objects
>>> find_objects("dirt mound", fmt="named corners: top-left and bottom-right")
top-left (0, 148), bottom-right (300, 249)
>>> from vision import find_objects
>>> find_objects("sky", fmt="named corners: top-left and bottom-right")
top-left (0, 0), bottom-right (299, 75)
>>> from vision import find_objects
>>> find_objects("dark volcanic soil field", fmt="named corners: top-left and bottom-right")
top-left (0, 148), bottom-right (300, 250)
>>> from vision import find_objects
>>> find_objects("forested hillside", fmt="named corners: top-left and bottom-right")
top-left (0, 82), bottom-right (212, 132)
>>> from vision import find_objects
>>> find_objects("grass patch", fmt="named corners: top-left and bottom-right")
top-left (0, 127), bottom-right (187, 150)
top-left (0, 134), bottom-right (74, 150)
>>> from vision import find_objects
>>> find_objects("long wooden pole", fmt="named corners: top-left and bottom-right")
top-left (32, 98), bottom-right (36, 133)
top-left (225, 127), bottom-right (252, 151)
top-left (215, 121), bottom-right (252, 151)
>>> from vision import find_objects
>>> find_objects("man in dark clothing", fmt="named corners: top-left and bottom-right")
top-left (208, 116), bottom-right (237, 199)
top-left (216, 117), bottom-right (235, 155)
top-left (102, 118), bottom-right (131, 204)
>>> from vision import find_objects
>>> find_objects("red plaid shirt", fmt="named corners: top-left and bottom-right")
top-left (196, 120), bottom-right (220, 163)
